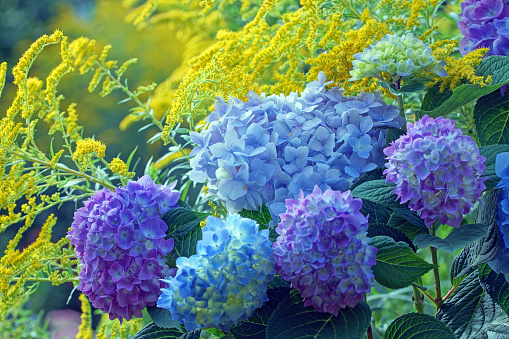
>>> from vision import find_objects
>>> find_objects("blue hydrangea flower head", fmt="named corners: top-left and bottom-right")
top-left (458, 0), bottom-right (509, 56)
top-left (488, 152), bottom-right (509, 282)
top-left (157, 214), bottom-right (275, 331)
top-left (384, 115), bottom-right (487, 228)
top-left (272, 186), bottom-right (377, 314)
top-left (67, 175), bottom-right (179, 321)
top-left (189, 72), bottom-right (404, 225)
top-left (349, 33), bottom-right (447, 83)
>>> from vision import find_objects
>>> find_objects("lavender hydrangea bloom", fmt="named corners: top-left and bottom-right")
top-left (272, 186), bottom-right (377, 314)
top-left (189, 72), bottom-right (404, 225)
top-left (458, 0), bottom-right (509, 56)
top-left (157, 214), bottom-right (275, 331)
top-left (384, 115), bottom-right (487, 228)
top-left (488, 153), bottom-right (509, 282)
top-left (67, 175), bottom-right (179, 321)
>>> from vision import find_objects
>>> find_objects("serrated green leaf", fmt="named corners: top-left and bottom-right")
top-left (420, 82), bottom-right (454, 112)
top-left (266, 293), bottom-right (371, 339)
top-left (474, 90), bottom-right (509, 146)
top-left (383, 313), bottom-right (456, 339)
top-left (351, 168), bottom-right (384, 190)
top-left (370, 236), bottom-right (435, 289)
top-left (162, 207), bottom-right (209, 239)
top-left (385, 128), bottom-right (405, 145)
top-left (147, 306), bottom-right (182, 331)
top-left (238, 203), bottom-right (272, 229)
top-left (451, 242), bottom-right (480, 285)
top-left (413, 223), bottom-right (488, 254)
top-left (360, 200), bottom-right (391, 224)
top-left (132, 322), bottom-right (195, 339)
top-left (475, 56), bottom-right (509, 85)
top-left (479, 264), bottom-right (509, 316)
top-left (473, 314), bottom-right (509, 339)
top-left (167, 224), bottom-right (202, 265)
top-left (367, 223), bottom-right (416, 251)
top-left (437, 271), bottom-right (504, 339)
top-left (352, 180), bottom-right (399, 208)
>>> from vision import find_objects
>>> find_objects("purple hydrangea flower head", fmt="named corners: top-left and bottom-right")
top-left (458, 0), bottom-right (509, 56)
top-left (67, 175), bottom-right (179, 321)
top-left (488, 152), bottom-right (509, 282)
top-left (157, 214), bottom-right (275, 331)
top-left (189, 72), bottom-right (404, 225)
top-left (384, 115), bottom-right (487, 228)
top-left (272, 186), bottom-right (377, 314)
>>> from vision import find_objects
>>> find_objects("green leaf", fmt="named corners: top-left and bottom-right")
top-left (229, 287), bottom-right (292, 339)
top-left (266, 292), bottom-right (371, 339)
top-left (367, 223), bottom-right (416, 251)
top-left (387, 210), bottom-right (428, 242)
top-left (473, 314), bottom-right (509, 339)
top-left (370, 236), bottom-right (436, 289)
top-left (132, 322), bottom-right (198, 339)
top-left (480, 145), bottom-right (509, 167)
top-left (167, 224), bottom-right (202, 265)
top-left (146, 306), bottom-right (182, 331)
top-left (451, 242), bottom-right (480, 286)
top-left (436, 271), bottom-right (504, 339)
top-left (126, 145), bottom-right (138, 171)
top-left (162, 207), bottom-right (209, 239)
top-left (413, 223), bottom-right (488, 254)
top-left (385, 128), bottom-right (405, 145)
top-left (383, 313), bottom-right (456, 339)
top-left (361, 200), bottom-right (391, 224)
top-left (352, 180), bottom-right (399, 208)
top-left (420, 82), bottom-right (454, 112)
top-left (415, 81), bottom-right (509, 120)
top-left (267, 276), bottom-right (291, 289)
top-left (238, 203), bottom-right (272, 229)
top-left (475, 56), bottom-right (509, 85)
top-left (474, 89), bottom-right (509, 146)
top-left (479, 264), bottom-right (509, 316)
top-left (351, 168), bottom-right (384, 190)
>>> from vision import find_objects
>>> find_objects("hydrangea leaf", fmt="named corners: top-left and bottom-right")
top-left (480, 145), bottom-right (509, 189)
top-left (385, 128), bottom-right (406, 146)
top-left (370, 236), bottom-right (436, 289)
top-left (451, 242), bottom-right (481, 287)
top-left (131, 322), bottom-right (197, 339)
top-left (420, 82), bottom-right (454, 111)
top-left (413, 223), bottom-right (488, 254)
top-left (352, 179), bottom-right (399, 208)
top-left (146, 306), bottom-right (182, 331)
top-left (452, 190), bottom-right (502, 278)
top-left (473, 314), bottom-right (509, 338)
top-left (360, 200), bottom-right (391, 224)
top-left (436, 271), bottom-right (504, 339)
top-left (238, 203), bottom-right (272, 229)
top-left (383, 313), bottom-right (456, 339)
top-left (367, 223), bottom-right (416, 252)
top-left (478, 264), bottom-right (509, 317)
top-left (167, 224), bottom-right (203, 266)
top-left (266, 291), bottom-right (371, 339)
top-left (229, 287), bottom-right (292, 339)
top-left (475, 56), bottom-right (509, 86)
top-left (351, 168), bottom-right (384, 191)
top-left (387, 212), bottom-right (428, 242)
top-left (474, 89), bottom-right (509, 146)
top-left (162, 207), bottom-right (209, 239)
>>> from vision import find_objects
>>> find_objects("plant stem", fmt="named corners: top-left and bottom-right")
top-left (430, 222), bottom-right (443, 310)
top-left (367, 325), bottom-right (374, 339)
top-left (397, 94), bottom-right (405, 118)
top-left (442, 284), bottom-right (458, 302)
top-left (412, 285), bottom-right (426, 313)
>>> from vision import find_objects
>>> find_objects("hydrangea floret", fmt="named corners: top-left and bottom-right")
top-left (157, 214), bottom-right (275, 331)
top-left (272, 186), bottom-right (377, 314)
top-left (349, 33), bottom-right (447, 85)
top-left (189, 72), bottom-right (404, 224)
top-left (67, 175), bottom-right (179, 321)
top-left (384, 115), bottom-right (487, 228)
top-left (458, 0), bottom-right (509, 56)
top-left (488, 152), bottom-right (509, 282)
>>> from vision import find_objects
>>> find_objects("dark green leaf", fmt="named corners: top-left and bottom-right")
top-left (474, 89), bottom-right (509, 146)
top-left (229, 287), bottom-right (292, 339)
top-left (361, 200), bottom-right (391, 224)
top-left (147, 306), bottom-right (182, 331)
top-left (475, 56), bottom-right (509, 85)
top-left (167, 224), bottom-right (202, 265)
top-left (413, 223), bottom-right (488, 254)
top-left (436, 271), bottom-right (504, 339)
top-left (391, 208), bottom-right (428, 232)
top-left (480, 145), bottom-right (509, 167)
top-left (162, 207), bottom-right (209, 239)
top-left (132, 322), bottom-right (193, 339)
top-left (352, 180), bottom-right (399, 208)
top-left (367, 223), bottom-right (416, 251)
top-left (385, 128), bottom-right (406, 145)
top-left (238, 203), bottom-right (272, 229)
top-left (267, 276), bottom-right (291, 289)
top-left (266, 293), bottom-right (371, 339)
top-left (451, 242), bottom-right (480, 285)
top-left (351, 168), bottom-right (384, 190)
top-left (387, 211), bottom-right (428, 242)
top-left (479, 264), bottom-right (509, 316)
top-left (383, 313), bottom-right (456, 339)
top-left (370, 236), bottom-right (435, 289)
top-left (421, 82), bottom-right (454, 112)
top-left (473, 314), bottom-right (509, 339)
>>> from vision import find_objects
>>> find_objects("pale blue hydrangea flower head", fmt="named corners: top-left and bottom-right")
top-left (384, 115), bottom-right (487, 228)
top-left (67, 175), bottom-right (179, 321)
top-left (157, 214), bottom-right (275, 331)
top-left (189, 72), bottom-right (404, 225)
top-left (272, 186), bottom-right (377, 315)
top-left (349, 33), bottom-right (447, 83)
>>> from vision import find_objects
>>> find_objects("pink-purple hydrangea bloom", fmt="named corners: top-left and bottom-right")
top-left (67, 175), bottom-right (179, 321)
top-left (157, 214), bottom-right (275, 331)
top-left (272, 186), bottom-right (377, 315)
top-left (384, 115), bottom-right (487, 228)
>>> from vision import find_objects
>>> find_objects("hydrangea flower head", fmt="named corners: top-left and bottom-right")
top-left (67, 175), bottom-right (179, 321)
top-left (384, 115), bottom-right (487, 228)
top-left (458, 0), bottom-right (509, 56)
top-left (488, 152), bottom-right (509, 282)
top-left (272, 186), bottom-right (377, 314)
top-left (189, 72), bottom-right (404, 225)
top-left (157, 214), bottom-right (275, 331)
top-left (349, 33), bottom-right (447, 82)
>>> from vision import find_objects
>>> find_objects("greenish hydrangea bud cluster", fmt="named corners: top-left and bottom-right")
top-left (349, 33), bottom-right (447, 85)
